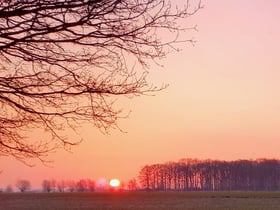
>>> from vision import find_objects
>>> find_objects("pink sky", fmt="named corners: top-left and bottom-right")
top-left (1, 0), bottom-right (280, 189)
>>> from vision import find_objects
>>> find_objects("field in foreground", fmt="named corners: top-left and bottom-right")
top-left (1, 191), bottom-right (280, 210)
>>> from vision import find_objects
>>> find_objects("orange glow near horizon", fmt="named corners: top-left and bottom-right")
top-left (1, 0), bottom-right (280, 189)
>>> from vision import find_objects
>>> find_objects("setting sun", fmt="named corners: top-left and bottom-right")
top-left (109, 179), bottom-right (120, 188)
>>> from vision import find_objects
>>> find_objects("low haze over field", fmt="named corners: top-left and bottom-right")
top-left (1, 0), bottom-right (280, 189)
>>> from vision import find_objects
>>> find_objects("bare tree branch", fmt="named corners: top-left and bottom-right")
top-left (0, 0), bottom-right (202, 163)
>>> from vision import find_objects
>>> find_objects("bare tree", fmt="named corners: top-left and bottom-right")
top-left (74, 179), bottom-right (95, 192)
top-left (75, 179), bottom-right (88, 192)
top-left (16, 179), bottom-right (31, 192)
top-left (0, 0), bottom-right (202, 162)
top-left (127, 178), bottom-right (138, 191)
top-left (42, 180), bottom-right (52, 193)
top-left (42, 179), bottom-right (56, 192)
top-left (86, 179), bottom-right (96, 192)
top-left (57, 180), bottom-right (66, 192)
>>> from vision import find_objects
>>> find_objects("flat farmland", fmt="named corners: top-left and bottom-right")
top-left (1, 191), bottom-right (280, 210)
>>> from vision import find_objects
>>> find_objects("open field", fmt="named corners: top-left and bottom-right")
top-left (1, 191), bottom-right (280, 210)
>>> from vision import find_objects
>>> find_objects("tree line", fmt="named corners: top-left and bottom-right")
top-left (1, 178), bottom-right (139, 193)
top-left (138, 158), bottom-right (280, 191)
top-left (1, 179), bottom-right (97, 193)
top-left (3, 158), bottom-right (279, 192)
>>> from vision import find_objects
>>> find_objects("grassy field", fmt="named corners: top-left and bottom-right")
top-left (1, 191), bottom-right (280, 210)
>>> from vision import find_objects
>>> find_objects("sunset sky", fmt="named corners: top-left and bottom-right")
top-left (1, 0), bottom-right (280, 189)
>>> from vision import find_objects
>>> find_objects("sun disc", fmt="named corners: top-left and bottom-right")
top-left (109, 179), bottom-right (120, 187)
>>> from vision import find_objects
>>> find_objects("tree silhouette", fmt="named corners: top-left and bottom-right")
top-left (0, 0), bottom-right (201, 162)
top-left (42, 179), bottom-right (56, 192)
top-left (138, 158), bottom-right (280, 191)
top-left (16, 179), bottom-right (31, 192)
